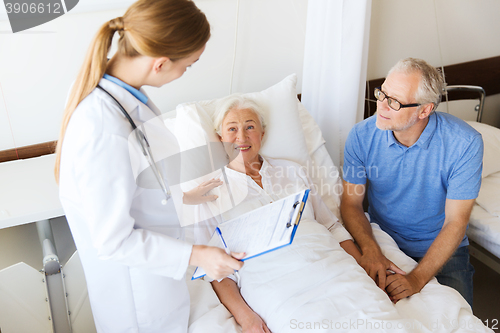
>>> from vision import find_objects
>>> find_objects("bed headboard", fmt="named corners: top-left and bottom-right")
top-left (0, 141), bottom-right (56, 163)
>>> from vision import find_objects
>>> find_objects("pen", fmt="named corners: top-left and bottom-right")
top-left (216, 227), bottom-right (229, 254)
top-left (215, 227), bottom-right (241, 281)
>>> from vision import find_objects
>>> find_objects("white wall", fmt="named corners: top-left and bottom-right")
top-left (0, 0), bottom-right (308, 150)
top-left (2, 0), bottom-right (500, 152)
top-left (367, 0), bottom-right (500, 127)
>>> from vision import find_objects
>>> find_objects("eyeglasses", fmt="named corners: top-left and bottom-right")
top-left (374, 87), bottom-right (421, 111)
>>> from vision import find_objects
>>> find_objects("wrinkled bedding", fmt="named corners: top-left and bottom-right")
top-left (187, 221), bottom-right (491, 333)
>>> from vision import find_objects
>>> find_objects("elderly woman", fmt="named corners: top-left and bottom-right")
top-left (194, 95), bottom-right (409, 333)
top-left (196, 96), bottom-right (361, 252)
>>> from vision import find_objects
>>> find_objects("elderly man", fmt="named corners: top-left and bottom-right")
top-left (341, 58), bottom-right (483, 307)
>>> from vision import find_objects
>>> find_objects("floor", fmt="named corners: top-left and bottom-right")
top-left (471, 255), bottom-right (500, 332)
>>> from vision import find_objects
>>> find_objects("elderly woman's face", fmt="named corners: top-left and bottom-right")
top-left (220, 108), bottom-right (265, 164)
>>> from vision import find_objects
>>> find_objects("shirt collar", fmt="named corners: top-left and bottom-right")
top-left (414, 112), bottom-right (437, 149)
top-left (386, 112), bottom-right (437, 149)
top-left (259, 156), bottom-right (270, 176)
top-left (224, 155), bottom-right (268, 177)
top-left (103, 74), bottom-right (149, 105)
top-left (386, 130), bottom-right (399, 147)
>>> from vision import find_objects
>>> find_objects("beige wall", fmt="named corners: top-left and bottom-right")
top-left (368, 0), bottom-right (500, 127)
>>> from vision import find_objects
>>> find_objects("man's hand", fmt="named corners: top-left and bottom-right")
top-left (385, 272), bottom-right (424, 303)
top-left (341, 180), bottom-right (405, 289)
top-left (358, 250), bottom-right (406, 290)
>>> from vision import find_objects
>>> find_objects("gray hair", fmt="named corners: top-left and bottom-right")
top-left (213, 94), bottom-right (267, 136)
top-left (388, 58), bottom-right (444, 111)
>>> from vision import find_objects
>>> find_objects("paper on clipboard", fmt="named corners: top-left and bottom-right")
top-left (192, 189), bottom-right (309, 280)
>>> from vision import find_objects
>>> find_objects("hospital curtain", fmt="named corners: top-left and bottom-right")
top-left (301, 0), bottom-right (372, 169)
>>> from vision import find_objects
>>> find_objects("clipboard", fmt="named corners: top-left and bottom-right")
top-left (192, 189), bottom-right (310, 280)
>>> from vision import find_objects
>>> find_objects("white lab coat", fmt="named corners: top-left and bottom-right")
top-left (59, 78), bottom-right (193, 332)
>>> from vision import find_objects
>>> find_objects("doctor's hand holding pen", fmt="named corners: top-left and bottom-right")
top-left (190, 246), bottom-right (245, 280)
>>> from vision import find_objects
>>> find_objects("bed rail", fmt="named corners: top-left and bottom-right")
top-left (444, 85), bottom-right (486, 123)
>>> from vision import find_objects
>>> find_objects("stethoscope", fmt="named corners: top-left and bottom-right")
top-left (96, 85), bottom-right (171, 205)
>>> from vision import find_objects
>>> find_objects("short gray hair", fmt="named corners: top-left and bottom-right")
top-left (388, 58), bottom-right (444, 111)
top-left (213, 94), bottom-right (267, 136)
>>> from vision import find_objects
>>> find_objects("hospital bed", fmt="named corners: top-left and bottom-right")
top-left (465, 120), bottom-right (500, 275)
top-left (441, 84), bottom-right (500, 275)
top-left (177, 75), bottom-right (492, 332)
top-left (0, 154), bottom-right (96, 333)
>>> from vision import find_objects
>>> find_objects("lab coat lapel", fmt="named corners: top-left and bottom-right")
top-left (98, 78), bottom-right (158, 126)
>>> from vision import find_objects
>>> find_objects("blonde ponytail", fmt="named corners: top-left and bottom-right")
top-left (54, 21), bottom-right (116, 183)
top-left (55, 0), bottom-right (210, 183)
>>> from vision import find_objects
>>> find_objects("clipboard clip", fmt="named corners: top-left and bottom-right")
top-left (286, 201), bottom-right (300, 228)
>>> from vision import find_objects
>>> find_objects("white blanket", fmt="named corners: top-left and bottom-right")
top-left (468, 204), bottom-right (500, 258)
top-left (187, 221), bottom-right (491, 333)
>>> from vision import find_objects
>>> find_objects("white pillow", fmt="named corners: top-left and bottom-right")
top-left (475, 172), bottom-right (500, 218)
top-left (297, 101), bottom-right (325, 154)
top-left (196, 74), bottom-right (310, 166)
top-left (172, 73), bottom-right (310, 175)
top-left (466, 121), bottom-right (500, 178)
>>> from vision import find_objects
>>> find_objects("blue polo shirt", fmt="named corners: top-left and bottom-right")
top-left (343, 112), bottom-right (483, 257)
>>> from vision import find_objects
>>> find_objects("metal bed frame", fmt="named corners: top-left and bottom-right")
top-left (444, 85), bottom-right (486, 123)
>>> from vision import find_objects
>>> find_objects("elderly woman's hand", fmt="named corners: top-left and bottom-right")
top-left (183, 178), bottom-right (223, 205)
top-left (240, 311), bottom-right (271, 333)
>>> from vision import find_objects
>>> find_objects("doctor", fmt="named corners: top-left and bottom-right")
top-left (55, 0), bottom-right (243, 332)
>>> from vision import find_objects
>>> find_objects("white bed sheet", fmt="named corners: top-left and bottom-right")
top-left (187, 222), bottom-right (490, 333)
top-left (464, 122), bottom-right (500, 259)
top-left (475, 172), bottom-right (500, 218)
top-left (184, 142), bottom-right (491, 332)
top-left (467, 204), bottom-right (500, 258)
top-left (466, 170), bottom-right (500, 258)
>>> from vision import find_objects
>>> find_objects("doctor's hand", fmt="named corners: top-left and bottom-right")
top-left (190, 245), bottom-right (244, 280)
top-left (358, 249), bottom-right (406, 290)
top-left (385, 272), bottom-right (424, 303)
top-left (183, 179), bottom-right (223, 205)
